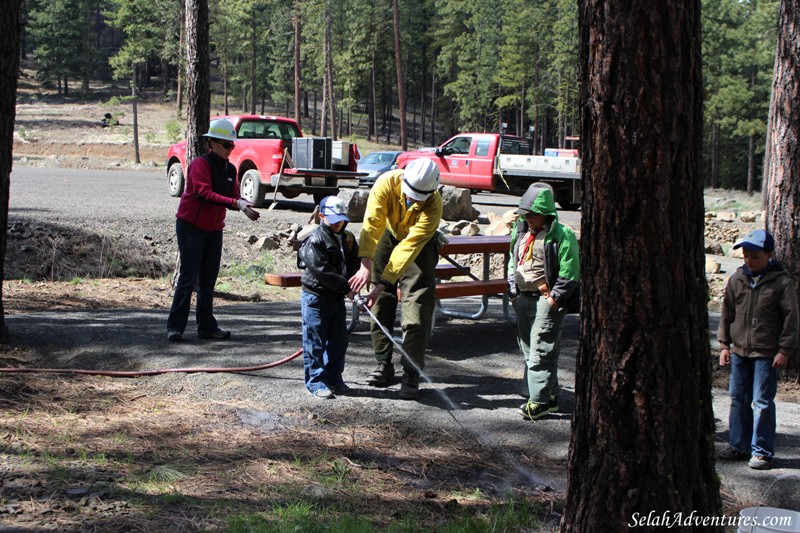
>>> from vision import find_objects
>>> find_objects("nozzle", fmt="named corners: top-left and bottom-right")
top-left (354, 294), bottom-right (366, 310)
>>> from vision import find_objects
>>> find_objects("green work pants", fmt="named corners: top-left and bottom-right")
top-left (370, 231), bottom-right (437, 375)
top-left (513, 293), bottom-right (567, 404)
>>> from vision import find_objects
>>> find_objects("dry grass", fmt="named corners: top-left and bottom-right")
top-left (0, 348), bottom-right (558, 531)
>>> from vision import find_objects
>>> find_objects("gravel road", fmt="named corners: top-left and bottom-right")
top-left (7, 165), bottom-right (800, 522)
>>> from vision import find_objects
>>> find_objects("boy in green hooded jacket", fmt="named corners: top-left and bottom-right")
top-left (508, 183), bottom-right (580, 420)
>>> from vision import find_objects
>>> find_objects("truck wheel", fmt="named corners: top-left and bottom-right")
top-left (167, 162), bottom-right (184, 197)
top-left (558, 200), bottom-right (581, 211)
top-left (240, 169), bottom-right (266, 206)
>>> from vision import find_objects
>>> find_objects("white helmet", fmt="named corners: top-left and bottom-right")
top-left (401, 159), bottom-right (440, 201)
top-left (203, 118), bottom-right (237, 141)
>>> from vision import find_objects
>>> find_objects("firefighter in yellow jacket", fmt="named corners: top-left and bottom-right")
top-left (349, 158), bottom-right (442, 400)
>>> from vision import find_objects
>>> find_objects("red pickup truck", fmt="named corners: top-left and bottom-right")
top-left (165, 115), bottom-right (362, 205)
top-left (395, 133), bottom-right (581, 210)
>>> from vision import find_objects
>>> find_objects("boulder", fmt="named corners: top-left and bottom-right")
top-left (451, 221), bottom-right (480, 236)
top-left (704, 239), bottom-right (724, 256)
top-left (705, 257), bottom-right (721, 274)
top-left (501, 210), bottom-right (518, 226)
top-left (254, 236), bottom-right (280, 251)
top-left (296, 224), bottom-right (316, 242)
top-left (440, 186), bottom-right (478, 221)
top-left (337, 189), bottom-right (370, 222)
top-left (715, 211), bottom-right (737, 222)
top-left (739, 211), bottom-right (757, 223)
top-left (485, 219), bottom-right (511, 236)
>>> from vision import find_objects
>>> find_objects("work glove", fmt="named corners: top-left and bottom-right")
top-left (236, 199), bottom-right (260, 221)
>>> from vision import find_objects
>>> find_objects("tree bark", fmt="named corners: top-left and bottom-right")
top-left (185, 0), bottom-right (210, 164)
top-left (430, 68), bottom-right (435, 145)
top-left (321, 66), bottom-right (328, 137)
top-left (392, 0), bottom-right (407, 150)
top-left (133, 98), bottom-right (140, 164)
top-left (223, 60), bottom-right (229, 115)
top-left (563, 1), bottom-right (721, 530)
top-left (293, 0), bottom-right (301, 124)
top-left (250, 19), bottom-right (257, 116)
top-left (369, 56), bottom-right (376, 141)
top-left (764, 0), bottom-right (800, 296)
top-left (747, 133), bottom-right (756, 194)
top-left (0, 0), bottom-right (22, 342)
top-left (177, 5), bottom-right (184, 118)
top-left (324, 0), bottom-right (335, 140)
top-left (711, 118), bottom-right (720, 188)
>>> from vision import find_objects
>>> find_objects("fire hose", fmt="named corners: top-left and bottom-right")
top-left (0, 348), bottom-right (303, 378)
top-left (1, 296), bottom-right (366, 378)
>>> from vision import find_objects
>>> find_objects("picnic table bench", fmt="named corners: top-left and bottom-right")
top-left (264, 234), bottom-right (513, 330)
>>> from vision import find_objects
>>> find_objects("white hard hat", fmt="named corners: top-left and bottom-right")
top-left (203, 118), bottom-right (237, 141)
top-left (401, 159), bottom-right (440, 201)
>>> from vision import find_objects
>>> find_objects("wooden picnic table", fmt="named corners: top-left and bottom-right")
top-left (436, 234), bottom-right (513, 322)
top-left (265, 233), bottom-right (515, 328)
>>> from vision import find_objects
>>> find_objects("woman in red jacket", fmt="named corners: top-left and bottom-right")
top-left (166, 119), bottom-right (259, 342)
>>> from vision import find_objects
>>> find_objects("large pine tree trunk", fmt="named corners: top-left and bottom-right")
top-left (293, 0), bottom-right (301, 124)
top-left (711, 118), bottom-right (720, 188)
top-left (324, 0), bottom-right (335, 140)
top-left (185, 0), bottom-right (210, 164)
top-left (177, 5), bottom-right (184, 118)
top-left (764, 0), bottom-right (800, 292)
top-left (0, 0), bottom-right (22, 342)
top-left (392, 0), bottom-right (406, 150)
top-left (368, 58), bottom-right (376, 141)
top-left (429, 69), bottom-right (435, 145)
top-left (250, 19), bottom-right (257, 116)
top-left (563, 2), bottom-right (721, 530)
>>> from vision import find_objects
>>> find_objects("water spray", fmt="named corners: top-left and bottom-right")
top-left (355, 292), bottom-right (554, 489)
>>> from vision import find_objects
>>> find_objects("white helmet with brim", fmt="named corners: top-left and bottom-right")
top-left (203, 118), bottom-right (237, 142)
top-left (401, 158), bottom-right (440, 201)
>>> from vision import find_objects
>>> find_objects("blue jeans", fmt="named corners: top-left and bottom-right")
top-left (167, 218), bottom-right (223, 335)
top-left (302, 290), bottom-right (348, 393)
top-left (513, 294), bottom-right (567, 404)
top-left (729, 353), bottom-right (777, 458)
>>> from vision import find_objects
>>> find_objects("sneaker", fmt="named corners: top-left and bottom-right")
top-left (748, 455), bottom-right (772, 470)
top-left (167, 330), bottom-right (182, 342)
top-left (198, 328), bottom-right (231, 340)
top-left (399, 373), bottom-right (420, 400)
top-left (718, 446), bottom-right (750, 461)
top-left (366, 362), bottom-right (394, 386)
top-left (333, 383), bottom-right (352, 395)
top-left (548, 395), bottom-right (559, 412)
top-left (312, 388), bottom-right (335, 399)
top-left (518, 400), bottom-right (556, 421)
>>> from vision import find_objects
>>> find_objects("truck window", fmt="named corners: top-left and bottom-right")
top-left (499, 137), bottom-right (530, 155)
top-left (237, 121), bottom-right (301, 140)
top-left (443, 136), bottom-right (472, 155)
top-left (475, 138), bottom-right (491, 157)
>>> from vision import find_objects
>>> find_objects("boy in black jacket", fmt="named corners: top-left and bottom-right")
top-left (298, 196), bottom-right (361, 399)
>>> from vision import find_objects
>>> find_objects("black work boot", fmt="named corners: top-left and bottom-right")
top-left (399, 373), bottom-right (420, 400)
top-left (366, 362), bottom-right (394, 386)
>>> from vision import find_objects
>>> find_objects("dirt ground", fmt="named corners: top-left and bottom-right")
top-left (4, 78), bottom-right (800, 531)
